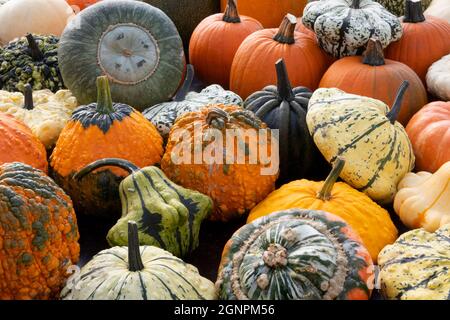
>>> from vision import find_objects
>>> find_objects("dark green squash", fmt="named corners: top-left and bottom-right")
top-left (245, 59), bottom-right (329, 183)
top-left (74, 158), bottom-right (213, 258)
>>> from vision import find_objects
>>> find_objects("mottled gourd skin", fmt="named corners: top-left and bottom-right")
top-left (302, 0), bottom-right (403, 58)
top-left (107, 166), bottom-right (213, 258)
top-left (61, 245), bottom-right (216, 300)
top-left (378, 224), bottom-right (450, 300)
top-left (306, 88), bottom-right (415, 203)
top-left (216, 209), bottom-right (373, 300)
top-left (375, 0), bottom-right (432, 16)
top-left (0, 162), bottom-right (80, 300)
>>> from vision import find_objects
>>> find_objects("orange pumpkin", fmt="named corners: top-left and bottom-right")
top-left (161, 105), bottom-right (278, 222)
top-left (385, 0), bottom-right (450, 85)
top-left (0, 113), bottom-right (48, 173)
top-left (220, 0), bottom-right (307, 28)
top-left (320, 38), bottom-right (428, 126)
top-left (406, 101), bottom-right (450, 173)
top-left (189, 0), bottom-right (263, 88)
top-left (230, 14), bottom-right (331, 100)
top-left (66, 0), bottom-right (98, 11)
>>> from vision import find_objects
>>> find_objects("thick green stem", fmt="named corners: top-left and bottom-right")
top-left (128, 221), bottom-right (144, 272)
top-left (23, 84), bottom-right (34, 110)
top-left (26, 34), bottom-right (44, 61)
top-left (317, 158), bottom-right (345, 201)
top-left (404, 0), bottom-right (425, 23)
top-left (387, 81), bottom-right (409, 124)
top-left (223, 0), bottom-right (241, 23)
top-left (73, 158), bottom-right (140, 181)
top-left (362, 38), bottom-right (385, 66)
top-left (273, 14), bottom-right (297, 44)
top-left (351, 0), bottom-right (361, 9)
top-left (96, 76), bottom-right (114, 114)
top-left (275, 59), bottom-right (295, 102)
top-left (173, 64), bottom-right (194, 102)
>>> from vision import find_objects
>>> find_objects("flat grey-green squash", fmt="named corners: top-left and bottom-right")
top-left (58, 0), bottom-right (185, 110)
top-left (61, 221), bottom-right (216, 300)
top-left (74, 158), bottom-right (213, 258)
top-left (378, 224), bottom-right (450, 300)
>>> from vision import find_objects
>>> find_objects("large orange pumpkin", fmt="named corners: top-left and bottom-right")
top-left (385, 0), bottom-right (450, 85)
top-left (220, 0), bottom-right (307, 28)
top-left (406, 101), bottom-right (450, 173)
top-left (320, 38), bottom-right (428, 126)
top-left (0, 113), bottom-right (48, 173)
top-left (230, 14), bottom-right (331, 100)
top-left (189, 0), bottom-right (263, 88)
top-left (66, 0), bottom-right (98, 11)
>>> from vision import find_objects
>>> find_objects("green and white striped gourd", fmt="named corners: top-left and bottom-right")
top-left (306, 82), bottom-right (415, 204)
top-left (61, 221), bottom-right (216, 300)
top-left (74, 158), bottom-right (213, 258)
top-left (378, 224), bottom-right (450, 300)
top-left (375, 0), bottom-right (432, 16)
top-left (216, 209), bottom-right (374, 300)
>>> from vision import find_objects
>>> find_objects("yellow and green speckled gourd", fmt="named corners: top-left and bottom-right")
top-left (306, 81), bottom-right (415, 204)
top-left (378, 224), bottom-right (450, 300)
top-left (247, 158), bottom-right (398, 262)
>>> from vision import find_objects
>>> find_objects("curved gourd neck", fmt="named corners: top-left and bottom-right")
top-left (73, 158), bottom-right (141, 181)
top-left (273, 14), bottom-right (297, 44)
top-left (317, 158), bottom-right (345, 201)
top-left (223, 0), bottom-right (241, 23)
top-left (96, 76), bottom-right (115, 114)
top-left (387, 81), bottom-right (409, 124)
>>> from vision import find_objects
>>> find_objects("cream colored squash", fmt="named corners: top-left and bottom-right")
top-left (426, 54), bottom-right (450, 101)
top-left (394, 161), bottom-right (450, 232)
top-left (425, 0), bottom-right (450, 23)
top-left (0, 85), bottom-right (78, 148)
top-left (0, 0), bottom-right (75, 45)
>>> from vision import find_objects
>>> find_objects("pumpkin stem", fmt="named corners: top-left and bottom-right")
top-left (387, 81), bottom-right (409, 124)
top-left (317, 157), bottom-right (345, 201)
top-left (23, 84), bottom-right (34, 110)
top-left (275, 59), bottom-right (295, 102)
top-left (351, 0), bottom-right (361, 9)
top-left (26, 34), bottom-right (44, 61)
top-left (128, 221), bottom-right (145, 272)
top-left (96, 76), bottom-right (114, 114)
top-left (223, 0), bottom-right (241, 23)
top-left (173, 64), bottom-right (195, 102)
top-left (362, 38), bottom-right (385, 66)
top-left (73, 158), bottom-right (140, 181)
top-left (273, 14), bottom-right (297, 44)
top-left (404, 0), bottom-right (425, 23)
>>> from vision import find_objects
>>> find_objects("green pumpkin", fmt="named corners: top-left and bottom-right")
top-left (58, 0), bottom-right (185, 110)
top-left (0, 34), bottom-right (63, 92)
top-left (245, 59), bottom-right (329, 184)
top-left (61, 221), bottom-right (216, 300)
top-left (306, 81), bottom-right (415, 204)
top-left (143, 65), bottom-right (243, 141)
top-left (74, 158), bottom-right (213, 258)
top-left (375, 0), bottom-right (432, 16)
top-left (216, 209), bottom-right (374, 300)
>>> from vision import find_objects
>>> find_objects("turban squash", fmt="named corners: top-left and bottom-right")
top-left (189, 0), bottom-right (263, 88)
top-left (0, 85), bottom-right (78, 149)
top-left (161, 105), bottom-right (278, 222)
top-left (75, 158), bottom-right (213, 258)
top-left (248, 158), bottom-right (398, 262)
top-left (61, 221), bottom-right (216, 300)
top-left (0, 162), bottom-right (80, 300)
top-left (319, 38), bottom-right (427, 126)
top-left (306, 82), bottom-right (415, 204)
top-left (378, 224), bottom-right (450, 300)
top-left (426, 54), bottom-right (450, 101)
top-left (50, 76), bottom-right (163, 218)
top-left (0, 113), bottom-right (47, 173)
top-left (216, 209), bottom-right (373, 300)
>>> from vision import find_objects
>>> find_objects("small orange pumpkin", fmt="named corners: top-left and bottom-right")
top-left (0, 113), bottom-right (48, 173)
top-left (66, 0), bottom-right (98, 11)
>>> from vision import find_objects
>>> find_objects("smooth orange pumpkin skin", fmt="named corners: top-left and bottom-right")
top-left (230, 30), bottom-right (331, 100)
top-left (220, 0), bottom-right (307, 28)
top-left (66, 0), bottom-right (98, 10)
top-left (319, 56), bottom-right (428, 125)
top-left (406, 101), bottom-right (450, 173)
top-left (247, 179), bottom-right (398, 262)
top-left (385, 15), bottom-right (450, 85)
top-left (189, 13), bottom-right (263, 88)
top-left (0, 113), bottom-right (48, 173)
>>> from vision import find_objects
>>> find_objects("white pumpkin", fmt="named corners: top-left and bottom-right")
top-left (426, 54), bottom-right (450, 101)
top-left (425, 0), bottom-right (450, 23)
top-left (0, 0), bottom-right (75, 45)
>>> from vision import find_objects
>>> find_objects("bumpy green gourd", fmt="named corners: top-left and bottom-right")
top-left (74, 158), bottom-right (213, 258)
top-left (0, 34), bottom-right (63, 92)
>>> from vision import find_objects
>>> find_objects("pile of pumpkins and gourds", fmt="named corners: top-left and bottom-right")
top-left (0, 0), bottom-right (449, 301)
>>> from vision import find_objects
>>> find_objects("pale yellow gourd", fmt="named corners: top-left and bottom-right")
top-left (0, 86), bottom-right (78, 148)
top-left (394, 161), bottom-right (450, 232)
top-left (425, 0), bottom-right (450, 24)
